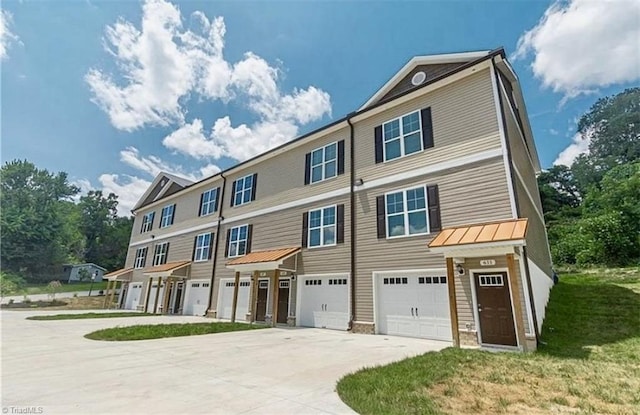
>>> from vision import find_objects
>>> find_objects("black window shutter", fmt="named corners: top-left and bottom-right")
top-left (246, 224), bottom-right (253, 253)
top-left (143, 247), bottom-right (148, 267)
top-left (427, 185), bottom-right (442, 232)
top-left (337, 140), bottom-right (345, 175)
top-left (374, 125), bottom-right (383, 163)
top-left (170, 204), bottom-right (176, 225)
top-left (164, 243), bottom-right (170, 264)
top-left (336, 204), bottom-right (345, 244)
top-left (192, 236), bottom-right (198, 261)
top-left (301, 212), bottom-right (309, 247)
top-left (224, 229), bottom-right (231, 257)
top-left (230, 181), bottom-right (237, 207)
top-left (198, 193), bottom-right (204, 216)
top-left (208, 233), bottom-right (215, 260)
top-left (421, 107), bottom-right (434, 149)
top-left (376, 195), bottom-right (386, 239)
top-left (213, 187), bottom-right (220, 212)
top-left (304, 153), bottom-right (311, 185)
top-left (250, 173), bottom-right (258, 201)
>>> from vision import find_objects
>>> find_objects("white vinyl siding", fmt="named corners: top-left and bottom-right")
top-left (386, 185), bottom-right (429, 238)
top-left (160, 204), bottom-right (175, 228)
top-left (153, 242), bottom-right (169, 266)
top-left (200, 188), bottom-right (218, 216)
top-left (194, 232), bottom-right (212, 262)
top-left (234, 175), bottom-right (254, 206)
top-left (383, 110), bottom-right (423, 161)
top-left (308, 206), bottom-right (336, 248)
top-left (310, 142), bottom-right (337, 184)
top-left (228, 225), bottom-right (248, 258)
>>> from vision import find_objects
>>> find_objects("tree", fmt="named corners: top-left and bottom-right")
top-left (537, 165), bottom-right (581, 221)
top-left (78, 191), bottom-right (118, 266)
top-left (0, 160), bottom-right (79, 281)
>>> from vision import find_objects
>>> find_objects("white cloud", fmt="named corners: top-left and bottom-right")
top-left (70, 178), bottom-right (94, 202)
top-left (514, 0), bottom-right (640, 99)
top-left (554, 132), bottom-right (591, 166)
top-left (120, 146), bottom-right (219, 182)
top-left (98, 174), bottom-right (152, 216)
top-left (199, 163), bottom-right (221, 178)
top-left (0, 10), bottom-right (19, 60)
top-left (162, 119), bottom-right (224, 160)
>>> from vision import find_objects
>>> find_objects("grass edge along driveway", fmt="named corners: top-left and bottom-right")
top-left (27, 312), bottom-right (154, 321)
top-left (337, 270), bottom-right (640, 415)
top-left (85, 321), bottom-right (269, 341)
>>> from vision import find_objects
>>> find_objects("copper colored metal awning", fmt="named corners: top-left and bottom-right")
top-left (103, 267), bottom-right (133, 282)
top-left (428, 219), bottom-right (528, 255)
top-left (226, 247), bottom-right (300, 272)
top-left (143, 261), bottom-right (191, 278)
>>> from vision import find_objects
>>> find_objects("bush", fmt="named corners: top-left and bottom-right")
top-left (0, 271), bottom-right (26, 297)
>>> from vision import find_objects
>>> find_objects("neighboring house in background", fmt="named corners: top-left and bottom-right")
top-left (63, 263), bottom-right (106, 283)
top-left (106, 47), bottom-right (554, 352)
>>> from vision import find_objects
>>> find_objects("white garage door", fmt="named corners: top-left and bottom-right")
top-left (125, 283), bottom-right (143, 310)
top-left (184, 280), bottom-right (210, 316)
top-left (217, 278), bottom-right (251, 320)
top-left (146, 283), bottom-right (165, 313)
top-left (298, 275), bottom-right (349, 330)
top-left (376, 273), bottom-right (452, 341)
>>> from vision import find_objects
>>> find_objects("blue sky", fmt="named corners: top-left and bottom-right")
top-left (2, 0), bottom-right (639, 214)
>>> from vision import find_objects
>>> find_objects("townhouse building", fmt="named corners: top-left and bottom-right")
top-left (105, 48), bottom-right (554, 351)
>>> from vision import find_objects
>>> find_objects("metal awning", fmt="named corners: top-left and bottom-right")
top-left (226, 247), bottom-right (300, 273)
top-left (428, 219), bottom-right (528, 257)
top-left (103, 267), bottom-right (133, 282)
top-left (143, 261), bottom-right (191, 279)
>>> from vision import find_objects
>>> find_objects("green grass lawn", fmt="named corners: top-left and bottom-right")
top-left (337, 268), bottom-right (640, 415)
top-left (27, 312), bottom-right (153, 321)
top-left (85, 322), bottom-right (269, 341)
top-left (23, 281), bottom-right (112, 295)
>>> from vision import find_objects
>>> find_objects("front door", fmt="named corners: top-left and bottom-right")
top-left (277, 279), bottom-right (290, 324)
top-left (173, 282), bottom-right (184, 314)
top-left (474, 272), bottom-right (517, 346)
top-left (255, 280), bottom-right (269, 322)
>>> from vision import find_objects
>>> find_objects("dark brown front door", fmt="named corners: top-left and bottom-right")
top-left (173, 282), bottom-right (183, 314)
top-left (277, 280), bottom-right (290, 324)
top-left (256, 280), bottom-right (268, 322)
top-left (474, 272), bottom-right (517, 346)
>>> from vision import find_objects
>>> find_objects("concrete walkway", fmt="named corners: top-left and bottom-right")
top-left (1, 310), bottom-right (449, 414)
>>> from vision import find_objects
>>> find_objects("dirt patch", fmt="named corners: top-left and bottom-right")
top-left (2, 296), bottom-right (114, 310)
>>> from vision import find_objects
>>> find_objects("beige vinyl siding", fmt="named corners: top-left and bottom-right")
top-left (129, 181), bottom-right (222, 245)
top-left (210, 195), bottom-right (351, 311)
top-left (354, 157), bottom-right (513, 322)
top-left (354, 69), bottom-right (501, 181)
top-left (461, 256), bottom-right (530, 336)
top-left (223, 127), bottom-right (350, 219)
top-left (516, 178), bottom-right (553, 277)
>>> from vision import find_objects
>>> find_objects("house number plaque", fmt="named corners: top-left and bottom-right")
top-left (480, 259), bottom-right (496, 266)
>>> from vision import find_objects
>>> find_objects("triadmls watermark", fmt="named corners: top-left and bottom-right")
top-left (2, 407), bottom-right (44, 414)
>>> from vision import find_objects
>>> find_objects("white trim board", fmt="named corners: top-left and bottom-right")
top-left (130, 220), bottom-right (220, 248)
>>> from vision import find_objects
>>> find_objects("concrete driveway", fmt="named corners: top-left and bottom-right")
top-left (1, 310), bottom-right (449, 414)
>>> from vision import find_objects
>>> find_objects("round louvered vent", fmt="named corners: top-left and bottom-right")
top-left (411, 71), bottom-right (427, 86)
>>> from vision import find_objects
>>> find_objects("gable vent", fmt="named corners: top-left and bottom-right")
top-left (411, 71), bottom-right (427, 86)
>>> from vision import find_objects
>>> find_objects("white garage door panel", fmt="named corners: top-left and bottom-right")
top-left (147, 286), bottom-right (165, 312)
top-left (125, 284), bottom-right (142, 310)
top-left (377, 274), bottom-right (452, 341)
top-left (217, 278), bottom-right (251, 320)
top-left (298, 276), bottom-right (349, 331)
top-left (184, 280), bottom-right (210, 316)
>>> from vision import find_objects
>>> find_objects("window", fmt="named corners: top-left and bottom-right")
top-left (310, 142), bottom-right (337, 183)
top-left (140, 212), bottom-right (154, 233)
top-left (134, 247), bottom-right (147, 269)
top-left (386, 186), bottom-right (428, 238)
top-left (383, 110), bottom-right (422, 161)
top-left (234, 174), bottom-right (254, 206)
top-left (308, 206), bottom-right (336, 248)
top-left (328, 278), bottom-right (347, 285)
top-left (153, 242), bottom-right (169, 266)
top-left (193, 232), bottom-right (212, 262)
top-left (200, 188), bottom-right (218, 216)
top-left (418, 276), bottom-right (447, 284)
top-left (279, 280), bottom-right (290, 288)
top-left (382, 277), bottom-right (408, 285)
top-left (228, 225), bottom-right (249, 257)
top-left (160, 204), bottom-right (175, 228)
top-left (304, 279), bottom-right (322, 286)
top-left (479, 275), bottom-right (504, 287)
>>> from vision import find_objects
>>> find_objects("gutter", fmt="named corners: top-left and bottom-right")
top-left (491, 57), bottom-right (540, 344)
top-left (347, 113), bottom-right (356, 331)
top-left (206, 171), bottom-right (226, 316)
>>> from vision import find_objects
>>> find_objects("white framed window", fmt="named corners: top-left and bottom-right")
top-left (228, 224), bottom-right (249, 257)
top-left (134, 247), bottom-right (147, 269)
top-left (153, 242), bottom-right (169, 266)
top-left (194, 232), bottom-right (212, 262)
top-left (234, 175), bottom-right (254, 206)
top-left (308, 205), bottom-right (336, 248)
top-left (310, 142), bottom-right (337, 184)
top-left (479, 275), bottom-right (505, 287)
top-left (140, 212), bottom-right (154, 233)
top-left (383, 110), bottom-right (422, 161)
top-left (200, 188), bottom-right (218, 216)
top-left (385, 185), bottom-right (429, 238)
top-left (160, 204), bottom-right (175, 228)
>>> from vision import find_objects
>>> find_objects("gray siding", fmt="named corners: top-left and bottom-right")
top-left (379, 63), bottom-right (465, 103)
top-left (354, 68), bottom-right (502, 182)
top-left (354, 157), bottom-right (513, 322)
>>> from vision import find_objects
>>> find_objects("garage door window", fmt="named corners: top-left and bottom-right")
top-left (418, 276), bottom-right (447, 284)
top-left (305, 279), bottom-right (322, 286)
top-left (383, 277), bottom-right (408, 285)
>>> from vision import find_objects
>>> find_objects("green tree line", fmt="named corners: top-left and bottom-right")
top-left (538, 88), bottom-right (640, 267)
top-left (1, 160), bottom-right (133, 284)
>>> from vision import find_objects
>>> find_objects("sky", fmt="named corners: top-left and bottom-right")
top-left (1, 0), bottom-right (639, 215)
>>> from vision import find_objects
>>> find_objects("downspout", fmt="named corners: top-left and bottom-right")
top-left (491, 58), bottom-right (540, 344)
top-left (347, 113), bottom-right (356, 331)
top-left (206, 172), bottom-right (226, 317)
